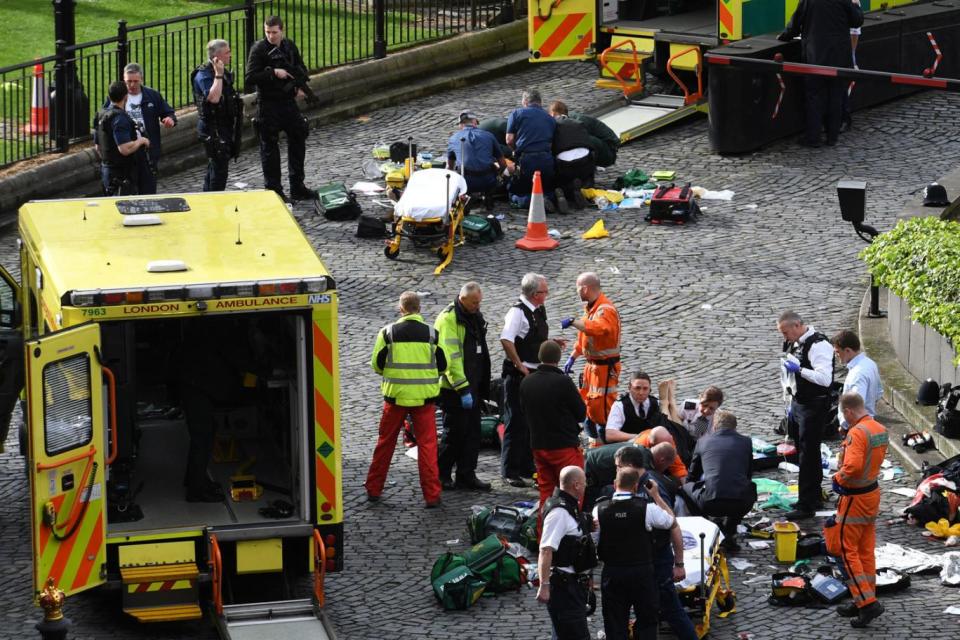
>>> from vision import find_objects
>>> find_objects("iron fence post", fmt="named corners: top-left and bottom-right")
top-left (116, 20), bottom-right (128, 80)
top-left (53, 40), bottom-right (69, 152)
top-left (471, 0), bottom-right (478, 30)
top-left (244, 0), bottom-right (257, 59)
top-left (374, 0), bottom-right (387, 59)
top-left (53, 0), bottom-right (76, 46)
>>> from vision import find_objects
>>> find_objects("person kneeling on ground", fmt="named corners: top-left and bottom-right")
top-left (547, 100), bottom-right (595, 213)
top-left (446, 110), bottom-right (509, 209)
top-left (679, 410), bottom-right (756, 554)
top-left (634, 427), bottom-right (688, 482)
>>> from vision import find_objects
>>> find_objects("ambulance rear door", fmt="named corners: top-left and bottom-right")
top-left (27, 323), bottom-right (108, 596)
top-left (529, 0), bottom-right (596, 62)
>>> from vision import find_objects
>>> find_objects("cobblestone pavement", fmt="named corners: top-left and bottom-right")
top-left (3, 58), bottom-right (960, 639)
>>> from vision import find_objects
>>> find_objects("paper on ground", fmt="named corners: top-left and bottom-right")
top-left (748, 541), bottom-right (770, 549)
top-left (729, 558), bottom-right (754, 570)
top-left (351, 181), bottom-right (385, 194)
top-left (945, 605), bottom-right (960, 615)
top-left (698, 189), bottom-right (735, 200)
top-left (889, 487), bottom-right (917, 497)
top-left (404, 446), bottom-right (418, 460)
top-left (875, 542), bottom-right (943, 573)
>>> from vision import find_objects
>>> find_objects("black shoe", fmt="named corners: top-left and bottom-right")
top-left (291, 186), bottom-right (318, 201)
top-left (798, 138), bottom-right (821, 148)
top-left (836, 603), bottom-right (859, 618)
top-left (783, 509), bottom-right (814, 520)
top-left (366, 492), bottom-right (381, 502)
top-left (456, 475), bottom-right (492, 492)
top-left (425, 498), bottom-right (442, 509)
top-left (554, 189), bottom-right (571, 215)
top-left (850, 601), bottom-right (884, 628)
top-left (505, 476), bottom-right (528, 488)
top-left (483, 194), bottom-right (495, 211)
top-left (572, 179), bottom-right (587, 210)
top-left (186, 484), bottom-right (224, 503)
top-left (825, 137), bottom-right (838, 147)
top-left (440, 476), bottom-right (457, 491)
top-left (839, 118), bottom-right (852, 134)
top-left (721, 540), bottom-right (741, 555)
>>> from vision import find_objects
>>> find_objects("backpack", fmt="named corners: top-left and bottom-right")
top-left (389, 141), bottom-right (417, 163)
top-left (645, 183), bottom-right (701, 225)
top-left (356, 212), bottom-right (389, 238)
top-left (462, 214), bottom-right (502, 244)
top-left (768, 572), bottom-right (814, 606)
top-left (430, 565), bottom-right (487, 610)
top-left (935, 388), bottom-right (960, 438)
top-left (431, 535), bottom-right (524, 609)
top-left (467, 505), bottom-right (526, 544)
top-left (315, 182), bottom-right (361, 220)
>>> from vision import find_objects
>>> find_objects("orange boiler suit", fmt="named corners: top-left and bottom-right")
top-left (572, 292), bottom-right (621, 427)
top-left (827, 415), bottom-right (888, 610)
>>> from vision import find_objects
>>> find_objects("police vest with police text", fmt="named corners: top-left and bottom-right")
top-left (596, 496), bottom-right (653, 565)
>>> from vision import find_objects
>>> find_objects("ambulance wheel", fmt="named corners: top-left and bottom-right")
top-left (436, 247), bottom-right (449, 262)
top-left (384, 245), bottom-right (400, 259)
top-left (718, 591), bottom-right (736, 613)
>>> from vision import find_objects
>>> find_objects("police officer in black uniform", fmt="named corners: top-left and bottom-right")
top-left (192, 38), bottom-right (240, 192)
top-left (593, 466), bottom-right (680, 640)
top-left (97, 81), bottom-right (149, 196)
top-left (537, 466), bottom-right (597, 640)
top-left (245, 15), bottom-right (317, 202)
top-left (777, 309), bottom-right (835, 520)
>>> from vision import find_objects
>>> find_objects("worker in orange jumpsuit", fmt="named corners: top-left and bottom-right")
top-left (826, 392), bottom-right (888, 628)
top-left (561, 272), bottom-right (621, 445)
top-left (634, 427), bottom-right (688, 482)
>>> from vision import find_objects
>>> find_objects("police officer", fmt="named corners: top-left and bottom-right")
top-left (506, 88), bottom-right (556, 205)
top-left (537, 465), bottom-right (597, 640)
top-left (245, 15), bottom-right (317, 202)
top-left (365, 291), bottom-right (448, 508)
top-left (192, 38), bottom-right (239, 192)
top-left (434, 282), bottom-right (492, 492)
top-left (778, 309), bottom-right (834, 520)
top-left (593, 466), bottom-right (680, 640)
top-left (446, 110), bottom-right (508, 208)
top-left (97, 81), bottom-right (149, 196)
top-left (604, 372), bottom-right (663, 443)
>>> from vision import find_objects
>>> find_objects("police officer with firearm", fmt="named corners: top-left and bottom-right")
top-left (593, 466), bottom-right (681, 640)
top-left (245, 15), bottom-right (317, 202)
top-left (537, 465), bottom-right (597, 640)
top-left (97, 81), bottom-right (149, 196)
top-left (192, 38), bottom-right (241, 192)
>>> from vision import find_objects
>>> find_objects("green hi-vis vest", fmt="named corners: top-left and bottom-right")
top-left (373, 314), bottom-right (442, 407)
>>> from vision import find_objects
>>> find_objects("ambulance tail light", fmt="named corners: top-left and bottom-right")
top-left (256, 279), bottom-right (301, 296)
top-left (303, 278), bottom-right (328, 293)
top-left (146, 286), bottom-right (186, 302)
top-left (101, 292), bottom-right (125, 305)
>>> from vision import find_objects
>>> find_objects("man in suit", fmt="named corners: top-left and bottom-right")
top-left (680, 410), bottom-right (757, 553)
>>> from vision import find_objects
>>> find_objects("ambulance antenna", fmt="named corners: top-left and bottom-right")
top-left (236, 222), bottom-right (242, 245)
top-left (82, 208), bottom-right (87, 221)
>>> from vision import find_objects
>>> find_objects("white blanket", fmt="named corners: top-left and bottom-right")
top-left (393, 169), bottom-right (468, 221)
top-left (676, 516), bottom-right (724, 589)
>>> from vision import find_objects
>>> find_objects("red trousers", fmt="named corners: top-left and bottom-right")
top-left (365, 402), bottom-right (441, 503)
top-left (835, 491), bottom-right (880, 608)
top-left (533, 446), bottom-right (585, 525)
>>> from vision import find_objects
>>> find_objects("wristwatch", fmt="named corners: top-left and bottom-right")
top-left (674, 562), bottom-right (684, 567)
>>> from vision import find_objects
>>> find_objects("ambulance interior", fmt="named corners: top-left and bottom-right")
top-left (100, 310), bottom-right (310, 533)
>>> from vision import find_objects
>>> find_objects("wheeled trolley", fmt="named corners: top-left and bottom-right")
top-left (675, 517), bottom-right (736, 638)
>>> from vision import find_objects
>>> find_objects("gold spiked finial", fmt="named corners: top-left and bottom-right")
top-left (38, 578), bottom-right (65, 622)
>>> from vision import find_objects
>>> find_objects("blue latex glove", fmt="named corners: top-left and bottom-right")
top-left (563, 355), bottom-right (575, 375)
top-left (461, 392), bottom-right (474, 410)
top-left (831, 478), bottom-right (847, 496)
top-left (783, 359), bottom-right (801, 374)
top-left (560, 317), bottom-right (575, 330)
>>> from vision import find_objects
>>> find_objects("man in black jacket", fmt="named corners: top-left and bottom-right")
top-left (245, 15), bottom-right (317, 202)
top-left (779, 0), bottom-right (863, 146)
top-left (548, 100), bottom-right (595, 211)
top-left (681, 410), bottom-right (756, 553)
top-left (520, 340), bottom-right (586, 510)
top-left (96, 81), bottom-right (150, 196)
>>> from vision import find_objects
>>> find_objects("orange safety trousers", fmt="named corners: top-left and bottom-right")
top-left (581, 360), bottom-right (621, 426)
top-left (835, 490), bottom-right (880, 609)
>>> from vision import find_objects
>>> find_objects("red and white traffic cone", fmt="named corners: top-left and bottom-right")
top-left (515, 171), bottom-right (559, 251)
top-left (24, 63), bottom-right (49, 135)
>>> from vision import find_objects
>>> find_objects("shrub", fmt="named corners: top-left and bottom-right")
top-left (860, 216), bottom-right (960, 362)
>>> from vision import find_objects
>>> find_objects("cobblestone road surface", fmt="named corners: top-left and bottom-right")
top-left (2, 59), bottom-right (960, 639)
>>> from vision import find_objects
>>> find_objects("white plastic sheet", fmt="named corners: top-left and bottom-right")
top-left (393, 169), bottom-right (468, 221)
top-left (874, 542), bottom-right (943, 574)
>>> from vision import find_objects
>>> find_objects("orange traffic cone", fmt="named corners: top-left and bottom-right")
top-left (24, 63), bottom-right (49, 135)
top-left (515, 171), bottom-right (559, 251)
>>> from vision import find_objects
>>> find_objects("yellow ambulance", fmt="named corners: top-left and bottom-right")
top-left (0, 191), bottom-right (341, 638)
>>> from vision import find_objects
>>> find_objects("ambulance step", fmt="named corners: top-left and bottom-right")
top-left (124, 603), bottom-right (203, 622)
top-left (631, 94), bottom-right (687, 109)
top-left (219, 599), bottom-right (336, 640)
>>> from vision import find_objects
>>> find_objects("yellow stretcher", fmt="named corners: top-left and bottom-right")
top-left (383, 168), bottom-right (468, 275)
top-left (675, 516), bottom-right (736, 639)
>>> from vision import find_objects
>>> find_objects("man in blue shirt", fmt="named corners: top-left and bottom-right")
top-left (446, 111), bottom-right (508, 208)
top-left (506, 89), bottom-right (556, 203)
top-left (832, 330), bottom-right (882, 428)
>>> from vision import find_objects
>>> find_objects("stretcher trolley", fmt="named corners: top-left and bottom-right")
top-left (384, 168), bottom-right (469, 275)
top-left (674, 517), bottom-right (736, 638)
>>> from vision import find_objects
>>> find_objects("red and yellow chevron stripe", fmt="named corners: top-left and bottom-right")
top-left (718, 0), bottom-right (741, 40)
top-left (532, 12), bottom-right (594, 61)
top-left (312, 299), bottom-right (342, 526)
top-left (126, 579), bottom-right (193, 593)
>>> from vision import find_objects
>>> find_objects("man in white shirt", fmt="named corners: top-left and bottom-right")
top-left (499, 272), bottom-right (565, 487)
top-left (777, 310), bottom-right (835, 520)
top-left (605, 371), bottom-right (663, 443)
top-left (831, 329), bottom-right (882, 428)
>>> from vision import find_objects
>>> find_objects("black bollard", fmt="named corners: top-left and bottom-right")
top-left (36, 578), bottom-right (71, 640)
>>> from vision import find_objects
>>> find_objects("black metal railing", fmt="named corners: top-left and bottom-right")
top-left (0, 0), bottom-right (519, 169)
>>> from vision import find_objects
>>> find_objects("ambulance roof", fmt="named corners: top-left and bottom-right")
top-left (18, 191), bottom-right (333, 295)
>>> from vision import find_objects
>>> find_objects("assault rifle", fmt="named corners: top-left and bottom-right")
top-left (231, 91), bottom-right (244, 160)
top-left (267, 44), bottom-right (323, 107)
top-left (133, 122), bottom-right (158, 178)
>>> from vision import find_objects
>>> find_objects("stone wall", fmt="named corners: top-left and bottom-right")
top-left (888, 291), bottom-right (960, 387)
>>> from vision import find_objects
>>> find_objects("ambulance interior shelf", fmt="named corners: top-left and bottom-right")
top-left (102, 310), bottom-right (308, 534)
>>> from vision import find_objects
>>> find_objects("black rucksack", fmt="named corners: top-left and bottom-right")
top-left (389, 141), bottom-right (417, 163)
top-left (935, 387), bottom-right (960, 438)
top-left (356, 212), bottom-right (389, 238)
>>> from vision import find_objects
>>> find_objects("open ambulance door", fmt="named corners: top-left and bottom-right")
top-left (27, 323), bottom-right (108, 597)
top-left (0, 265), bottom-right (23, 452)
top-left (529, 0), bottom-right (596, 62)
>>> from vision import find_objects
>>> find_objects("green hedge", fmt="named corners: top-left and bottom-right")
top-left (861, 216), bottom-right (960, 360)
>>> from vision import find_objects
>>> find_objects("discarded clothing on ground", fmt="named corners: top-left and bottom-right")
top-left (874, 542), bottom-right (943, 574)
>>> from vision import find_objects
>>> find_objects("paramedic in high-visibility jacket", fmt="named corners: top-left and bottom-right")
top-left (365, 291), bottom-right (448, 508)
top-left (827, 392), bottom-right (888, 628)
top-left (562, 272), bottom-right (622, 444)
